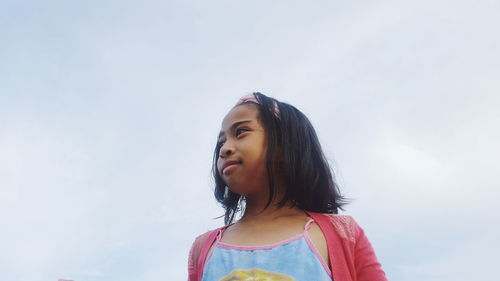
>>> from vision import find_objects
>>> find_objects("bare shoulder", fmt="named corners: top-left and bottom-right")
top-left (307, 221), bottom-right (330, 267)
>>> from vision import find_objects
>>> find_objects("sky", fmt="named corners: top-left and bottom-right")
top-left (1, 0), bottom-right (499, 280)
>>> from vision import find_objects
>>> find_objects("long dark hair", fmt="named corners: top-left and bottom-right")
top-left (212, 92), bottom-right (347, 224)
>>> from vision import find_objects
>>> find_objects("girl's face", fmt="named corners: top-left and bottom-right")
top-left (217, 103), bottom-right (268, 196)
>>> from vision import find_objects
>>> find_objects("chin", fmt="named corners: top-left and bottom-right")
top-left (226, 186), bottom-right (247, 196)
top-left (226, 184), bottom-right (251, 196)
top-left (228, 186), bottom-right (262, 198)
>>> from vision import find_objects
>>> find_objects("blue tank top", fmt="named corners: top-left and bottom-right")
top-left (201, 218), bottom-right (333, 281)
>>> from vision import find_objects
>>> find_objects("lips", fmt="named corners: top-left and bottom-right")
top-left (221, 160), bottom-right (241, 174)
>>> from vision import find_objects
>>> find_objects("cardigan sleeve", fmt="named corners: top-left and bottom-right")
top-left (188, 231), bottom-right (211, 281)
top-left (352, 219), bottom-right (388, 281)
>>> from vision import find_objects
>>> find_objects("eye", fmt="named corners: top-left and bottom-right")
top-left (235, 127), bottom-right (248, 136)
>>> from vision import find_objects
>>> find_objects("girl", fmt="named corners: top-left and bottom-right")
top-left (188, 93), bottom-right (387, 281)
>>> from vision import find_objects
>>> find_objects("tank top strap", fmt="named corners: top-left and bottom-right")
top-left (304, 217), bottom-right (315, 232)
top-left (215, 224), bottom-right (231, 242)
top-left (215, 229), bottom-right (222, 242)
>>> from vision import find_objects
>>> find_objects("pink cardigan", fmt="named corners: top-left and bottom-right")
top-left (188, 212), bottom-right (387, 281)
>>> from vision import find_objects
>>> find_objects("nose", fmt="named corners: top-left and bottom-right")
top-left (219, 143), bottom-right (234, 158)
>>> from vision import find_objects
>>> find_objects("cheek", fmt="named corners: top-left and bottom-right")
top-left (246, 153), bottom-right (268, 177)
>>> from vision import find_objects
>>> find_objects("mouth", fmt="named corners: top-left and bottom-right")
top-left (221, 160), bottom-right (241, 175)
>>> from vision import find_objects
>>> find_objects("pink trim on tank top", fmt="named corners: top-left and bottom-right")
top-left (213, 218), bottom-right (332, 277)
top-left (304, 230), bottom-right (333, 276)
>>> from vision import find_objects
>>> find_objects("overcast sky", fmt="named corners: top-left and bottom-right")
top-left (1, 1), bottom-right (499, 280)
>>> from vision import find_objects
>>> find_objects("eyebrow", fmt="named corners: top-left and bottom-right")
top-left (218, 120), bottom-right (252, 139)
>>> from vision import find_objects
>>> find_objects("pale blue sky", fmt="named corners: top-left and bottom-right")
top-left (1, 1), bottom-right (499, 280)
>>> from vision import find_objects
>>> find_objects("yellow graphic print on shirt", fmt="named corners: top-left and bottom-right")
top-left (220, 268), bottom-right (295, 281)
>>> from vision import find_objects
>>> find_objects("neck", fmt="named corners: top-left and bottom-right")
top-left (240, 191), bottom-right (304, 222)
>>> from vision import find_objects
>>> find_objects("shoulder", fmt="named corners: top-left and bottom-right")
top-left (188, 228), bottom-right (222, 280)
top-left (189, 225), bottom-right (229, 258)
top-left (189, 228), bottom-right (220, 261)
top-left (311, 213), bottom-right (388, 280)
top-left (190, 231), bottom-right (213, 254)
top-left (309, 212), bottom-right (364, 243)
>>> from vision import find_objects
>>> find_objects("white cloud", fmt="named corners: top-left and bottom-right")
top-left (1, 0), bottom-right (499, 280)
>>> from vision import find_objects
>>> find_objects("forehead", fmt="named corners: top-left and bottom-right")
top-left (220, 103), bottom-right (260, 130)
